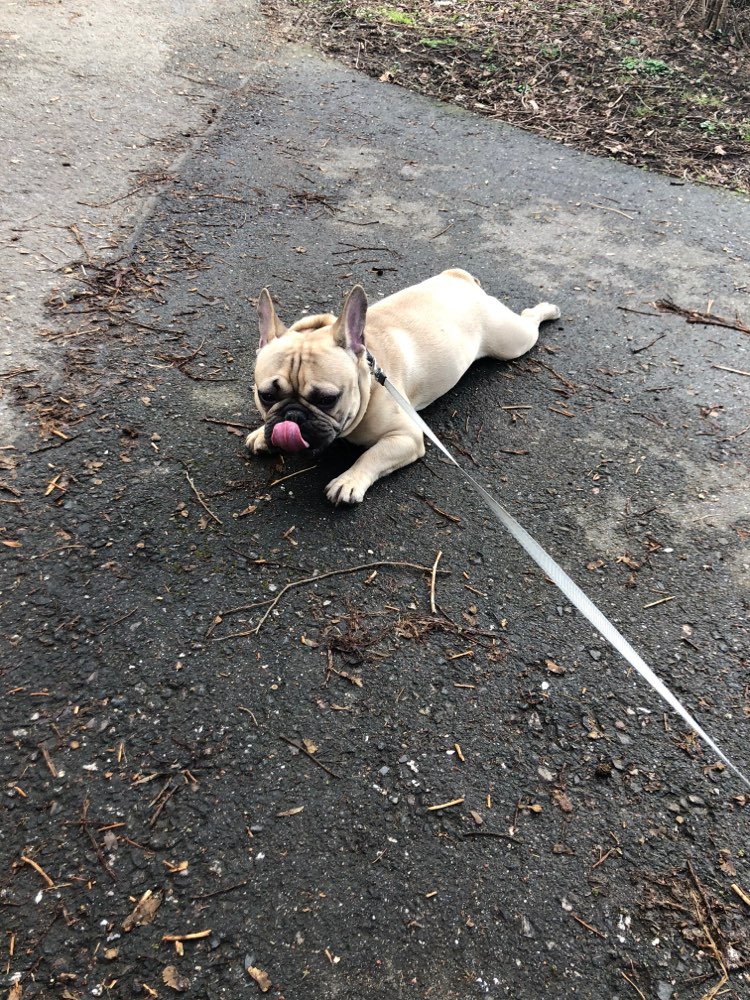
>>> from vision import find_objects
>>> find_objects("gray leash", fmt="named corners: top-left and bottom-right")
top-left (366, 350), bottom-right (750, 792)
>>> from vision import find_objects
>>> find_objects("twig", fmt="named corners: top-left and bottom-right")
top-left (77, 186), bottom-right (145, 208)
top-left (586, 202), bottom-right (636, 220)
top-left (617, 305), bottom-right (662, 318)
top-left (430, 550), bottom-right (442, 614)
top-left (620, 970), bottom-right (647, 1000)
top-left (213, 560), bottom-right (449, 638)
top-left (653, 297), bottom-right (750, 335)
top-left (428, 221), bottom-right (455, 239)
top-left (0, 367), bottom-right (38, 379)
top-left (80, 799), bottom-right (117, 882)
top-left (93, 608), bottom-right (137, 636)
top-left (30, 434), bottom-right (80, 454)
top-left (68, 223), bottom-right (93, 261)
top-left (279, 735), bottom-right (340, 779)
top-left (462, 830), bottom-right (519, 843)
top-left (20, 854), bottom-right (55, 887)
top-left (570, 913), bottom-right (606, 938)
top-left (712, 364), bottom-right (750, 378)
top-left (184, 469), bottom-right (223, 525)
top-left (643, 595), bottom-right (675, 609)
top-left (631, 333), bottom-right (666, 354)
top-left (426, 797), bottom-right (464, 811)
top-left (268, 465), bottom-right (318, 488)
top-left (190, 879), bottom-right (250, 901)
top-left (415, 494), bottom-right (461, 523)
top-left (202, 416), bottom-right (254, 430)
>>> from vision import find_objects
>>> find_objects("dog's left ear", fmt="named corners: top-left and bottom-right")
top-left (333, 285), bottom-right (367, 356)
top-left (257, 288), bottom-right (287, 348)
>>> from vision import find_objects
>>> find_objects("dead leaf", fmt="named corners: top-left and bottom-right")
top-left (616, 554), bottom-right (641, 570)
top-left (300, 635), bottom-right (319, 648)
top-left (718, 850), bottom-right (737, 877)
top-left (122, 890), bottom-right (162, 932)
top-left (339, 670), bottom-right (363, 688)
top-left (0, 539), bottom-right (22, 548)
top-left (552, 789), bottom-right (574, 813)
top-left (469, 810), bottom-right (484, 825)
top-left (8, 983), bottom-right (22, 1000)
top-left (302, 738), bottom-right (317, 754)
top-left (247, 966), bottom-right (271, 992)
top-left (276, 806), bottom-right (305, 818)
top-left (545, 658), bottom-right (565, 674)
top-left (104, 947), bottom-right (119, 961)
top-left (163, 859), bottom-right (189, 875)
top-left (163, 966), bottom-right (190, 992)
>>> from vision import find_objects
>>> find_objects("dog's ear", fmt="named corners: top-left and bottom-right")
top-left (257, 289), bottom-right (286, 348)
top-left (333, 285), bottom-right (367, 355)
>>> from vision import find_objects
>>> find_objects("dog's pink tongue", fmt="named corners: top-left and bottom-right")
top-left (271, 420), bottom-right (309, 452)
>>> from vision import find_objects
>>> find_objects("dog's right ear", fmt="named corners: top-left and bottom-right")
top-left (257, 289), bottom-right (287, 348)
top-left (333, 285), bottom-right (368, 356)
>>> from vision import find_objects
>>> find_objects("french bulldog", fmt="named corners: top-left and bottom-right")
top-left (246, 268), bottom-right (559, 503)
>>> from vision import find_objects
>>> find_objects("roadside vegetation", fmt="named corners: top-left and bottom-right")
top-left (265, 0), bottom-right (750, 192)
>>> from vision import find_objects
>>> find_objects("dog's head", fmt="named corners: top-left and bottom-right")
top-left (252, 286), bottom-right (371, 454)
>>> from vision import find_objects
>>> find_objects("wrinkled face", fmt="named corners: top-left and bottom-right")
top-left (252, 286), bottom-right (369, 454)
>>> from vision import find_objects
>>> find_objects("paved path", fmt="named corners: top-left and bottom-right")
top-left (2, 4), bottom-right (749, 998)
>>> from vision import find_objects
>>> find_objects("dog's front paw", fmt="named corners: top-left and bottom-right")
top-left (325, 471), bottom-right (370, 505)
top-left (245, 427), bottom-right (270, 455)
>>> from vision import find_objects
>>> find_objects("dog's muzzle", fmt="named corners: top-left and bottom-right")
top-left (265, 404), bottom-right (338, 454)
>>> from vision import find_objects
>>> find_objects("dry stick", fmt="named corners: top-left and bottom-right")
top-left (415, 494), bottom-right (461, 524)
top-left (631, 333), bottom-right (666, 354)
top-left (20, 855), bottom-right (55, 888)
top-left (713, 363), bottom-right (750, 378)
top-left (279, 735), bottom-right (340, 779)
top-left (570, 913), bottom-right (606, 939)
top-left (620, 970), bottom-right (647, 1000)
top-left (653, 298), bottom-right (750, 335)
top-left (268, 466), bottom-right (318, 488)
top-left (430, 551), bottom-right (443, 614)
top-left (617, 305), bottom-right (662, 318)
top-left (586, 202), bottom-right (636, 220)
top-left (80, 799), bottom-right (117, 882)
top-left (0, 367), bottom-right (38, 379)
top-left (202, 416), bottom-right (254, 430)
top-left (190, 879), bottom-right (250, 902)
top-left (214, 560), bottom-right (449, 638)
top-left (68, 223), bottom-right (93, 261)
top-left (184, 469), bottom-right (223, 525)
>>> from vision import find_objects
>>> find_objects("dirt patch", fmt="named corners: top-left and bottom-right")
top-left (265, 0), bottom-right (750, 192)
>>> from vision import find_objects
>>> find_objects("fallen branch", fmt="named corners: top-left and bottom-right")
top-left (279, 735), bottom-right (340, 779)
top-left (213, 560), bottom-right (449, 638)
top-left (184, 469), bottom-right (223, 525)
top-left (653, 297), bottom-right (750, 335)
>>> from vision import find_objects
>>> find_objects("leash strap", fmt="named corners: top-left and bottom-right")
top-left (366, 351), bottom-right (750, 791)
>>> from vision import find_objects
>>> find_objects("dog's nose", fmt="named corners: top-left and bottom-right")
top-left (281, 404), bottom-right (308, 425)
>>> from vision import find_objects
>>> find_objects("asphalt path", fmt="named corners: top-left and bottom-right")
top-left (3, 6), bottom-right (750, 999)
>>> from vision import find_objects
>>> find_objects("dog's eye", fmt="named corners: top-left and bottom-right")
top-left (312, 393), bottom-right (340, 410)
top-left (257, 388), bottom-right (276, 406)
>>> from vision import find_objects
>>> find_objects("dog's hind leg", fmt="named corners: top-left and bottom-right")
top-left (479, 296), bottom-right (560, 361)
